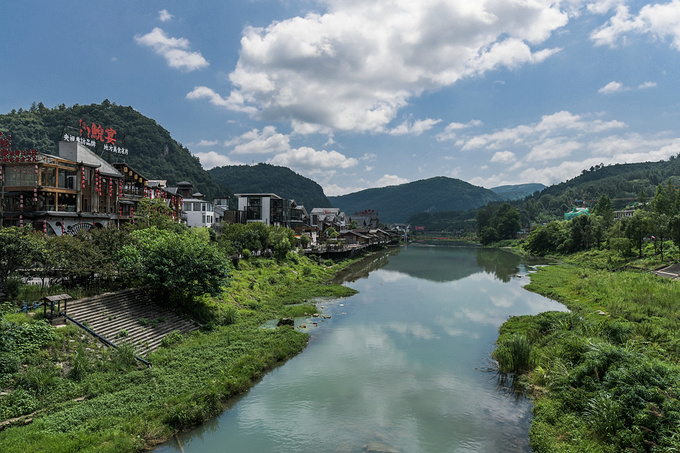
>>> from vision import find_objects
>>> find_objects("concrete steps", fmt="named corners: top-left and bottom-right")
top-left (65, 288), bottom-right (200, 356)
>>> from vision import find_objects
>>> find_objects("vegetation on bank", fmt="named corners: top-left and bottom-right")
top-left (0, 219), bottom-right (358, 452)
top-left (493, 252), bottom-right (680, 452)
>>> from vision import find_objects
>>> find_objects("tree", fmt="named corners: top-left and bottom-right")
top-left (592, 195), bottom-right (614, 227)
top-left (491, 203), bottom-right (522, 240)
top-left (623, 211), bottom-right (650, 258)
top-left (120, 228), bottom-right (229, 304)
top-left (479, 226), bottom-right (498, 245)
top-left (649, 212), bottom-right (670, 260)
top-left (133, 198), bottom-right (179, 231)
top-left (348, 220), bottom-right (359, 229)
top-left (0, 227), bottom-right (43, 299)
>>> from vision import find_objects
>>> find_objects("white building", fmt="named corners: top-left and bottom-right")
top-left (182, 198), bottom-right (214, 228)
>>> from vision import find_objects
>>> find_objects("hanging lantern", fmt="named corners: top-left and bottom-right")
top-left (43, 220), bottom-right (47, 233)
top-left (34, 164), bottom-right (38, 174)
top-left (19, 215), bottom-right (23, 227)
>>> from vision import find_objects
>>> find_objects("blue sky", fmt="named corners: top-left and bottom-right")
top-left (2, 1), bottom-right (680, 195)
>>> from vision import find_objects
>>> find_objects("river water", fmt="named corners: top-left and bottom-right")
top-left (157, 244), bottom-right (566, 453)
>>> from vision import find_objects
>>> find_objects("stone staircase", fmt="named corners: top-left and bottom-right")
top-left (65, 288), bottom-right (200, 356)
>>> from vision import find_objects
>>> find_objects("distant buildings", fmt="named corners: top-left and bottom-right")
top-left (0, 136), bottom-right (394, 247)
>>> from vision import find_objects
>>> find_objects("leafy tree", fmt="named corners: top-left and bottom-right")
top-left (479, 226), bottom-right (498, 245)
top-left (591, 195), bottom-right (614, 227)
top-left (268, 225), bottom-right (295, 260)
top-left (120, 228), bottom-right (229, 304)
top-left (0, 227), bottom-right (43, 299)
top-left (133, 198), bottom-right (180, 231)
top-left (523, 222), bottom-right (568, 256)
top-left (623, 211), bottom-right (650, 258)
top-left (490, 203), bottom-right (521, 240)
top-left (649, 212), bottom-right (669, 260)
top-left (348, 220), bottom-right (359, 229)
top-left (651, 184), bottom-right (672, 215)
top-left (669, 214), bottom-right (680, 260)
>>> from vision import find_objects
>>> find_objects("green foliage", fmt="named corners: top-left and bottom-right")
top-left (120, 227), bottom-right (229, 303)
top-left (505, 261), bottom-right (680, 452)
top-left (0, 227), bottom-right (43, 299)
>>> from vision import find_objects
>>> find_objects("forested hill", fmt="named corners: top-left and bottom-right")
top-left (0, 101), bottom-right (226, 200)
top-left (208, 163), bottom-right (332, 209)
top-left (491, 183), bottom-right (546, 200)
top-left (523, 158), bottom-right (680, 222)
top-left (329, 176), bottom-right (504, 224)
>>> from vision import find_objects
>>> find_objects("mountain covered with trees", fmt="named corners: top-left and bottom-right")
top-left (0, 101), bottom-right (226, 200)
top-left (490, 183), bottom-right (545, 200)
top-left (329, 176), bottom-right (504, 224)
top-left (517, 158), bottom-right (680, 225)
top-left (208, 163), bottom-right (332, 209)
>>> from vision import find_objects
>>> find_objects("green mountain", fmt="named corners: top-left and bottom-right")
top-left (329, 176), bottom-right (504, 224)
top-left (491, 183), bottom-right (546, 200)
top-left (520, 158), bottom-right (680, 223)
top-left (208, 163), bottom-right (332, 209)
top-left (0, 101), bottom-right (226, 200)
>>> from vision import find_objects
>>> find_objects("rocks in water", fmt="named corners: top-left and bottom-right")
top-left (277, 318), bottom-right (294, 327)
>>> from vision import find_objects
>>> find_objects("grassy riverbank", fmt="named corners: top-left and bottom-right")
top-left (0, 255), bottom-right (357, 452)
top-left (494, 252), bottom-right (680, 452)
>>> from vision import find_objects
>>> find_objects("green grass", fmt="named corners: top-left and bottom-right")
top-left (495, 249), bottom-right (680, 452)
top-left (0, 255), bottom-right (357, 452)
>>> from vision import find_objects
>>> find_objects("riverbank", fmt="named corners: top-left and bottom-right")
top-left (495, 251), bottom-right (680, 452)
top-left (0, 255), bottom-right (358, 453)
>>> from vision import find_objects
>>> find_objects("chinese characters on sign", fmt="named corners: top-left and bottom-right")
top-left (0, 131), bottom-right (39, 163)
top-left (61, 119), bottom-right (129, 155)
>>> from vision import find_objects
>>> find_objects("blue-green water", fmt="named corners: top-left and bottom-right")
top-left (157, 245), bottom-right (566, 452)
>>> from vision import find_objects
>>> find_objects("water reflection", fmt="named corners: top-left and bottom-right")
top-left (158, 246), bottom-right (566, 453)
top-left (374, 244), bottom-right (522, 283)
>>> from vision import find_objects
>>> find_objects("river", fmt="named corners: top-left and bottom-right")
top-left (157, 244), bottom-right (567, 453)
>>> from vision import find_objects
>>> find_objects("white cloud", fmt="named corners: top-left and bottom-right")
top-left (459, 111), bottom-right (625, 151)
top-left (222, 125), bottom-right (358, 173)
top-left (591, 1), bottom-right (680, 50)
top-left (192, 151), bottom-right (243, 170)
top-left (598, 81), bottom-right (626, 94)
top-left (186, 86), bottom-right (257, 114)
top-left (490, 151), bottom-right (516, 163)
top-left (192, 139), bottom-right (219, 147)
top-left (268, 147), bottom-right (358, 170)
top-left (158, 9), bottom-right (173, 22)
top-left (135, 28), bottom-right (208, 71)
top-left (436, 119), bottom-right (483, 141)
top-left (388, 118), bottom-right (441, 136)
top-left (526, 138), bottom-right (582, 161)
top-left (375, 174), bottom-right (410, 187)
top-left (192, 0), bottom-right (568, 133)
top-left (227, 126), bottom-right (291, 155)
top-left (599, 80), bottom-right (659, 94)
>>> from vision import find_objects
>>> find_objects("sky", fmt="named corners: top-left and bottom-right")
top-left (2, 1), bottom-right (680, 196)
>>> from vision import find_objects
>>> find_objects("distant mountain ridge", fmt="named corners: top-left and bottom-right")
top-left (491, 183), bottom-right (546, 200)
top-left (329, 176), bottom-right (505, 224)
top-left (208, 163), bottom-right (332, 209)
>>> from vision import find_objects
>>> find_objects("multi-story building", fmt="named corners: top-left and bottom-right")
top-left (0, 140), bottom-right (182, 234)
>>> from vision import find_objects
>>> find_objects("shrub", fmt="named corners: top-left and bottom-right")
top-left (241, 249), bottom-right (251, 259)
top-left (161, 330), bottom-right (182, 348)
top-left (493, 334), bottom-right (534, 374)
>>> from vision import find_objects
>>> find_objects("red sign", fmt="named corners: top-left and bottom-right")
top-left (80, 119), bottom-right (117, 145)
top-left (415, 226), bottom-right (425, 231)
